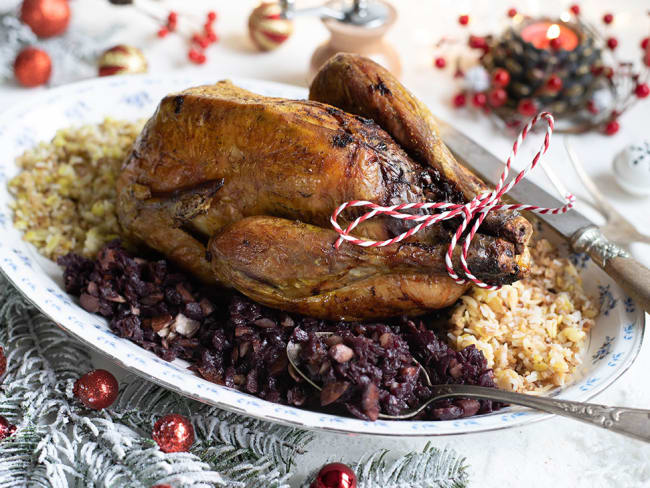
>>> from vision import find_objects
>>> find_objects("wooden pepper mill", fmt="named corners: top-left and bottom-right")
top-left (280, 0), bottom-right (401, 80)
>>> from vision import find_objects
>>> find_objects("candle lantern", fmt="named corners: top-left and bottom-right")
top-left (481, 17), bottom-right (602, 118)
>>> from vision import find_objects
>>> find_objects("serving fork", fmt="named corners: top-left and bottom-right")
top-left (563, 137), bottom-right (650, 248)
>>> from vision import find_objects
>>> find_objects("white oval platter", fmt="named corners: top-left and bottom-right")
top-left (0, 74), bottom-right (644, 436)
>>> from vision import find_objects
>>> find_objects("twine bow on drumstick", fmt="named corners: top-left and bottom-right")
top-left (330, 112), bottom-right (576, 290)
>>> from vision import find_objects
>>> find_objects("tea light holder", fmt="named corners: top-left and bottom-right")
top-left (481, 16), bottom-right (602, 119)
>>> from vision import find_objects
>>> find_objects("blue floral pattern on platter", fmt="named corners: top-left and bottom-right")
top-left (0, 74), bottom-right (644, 437)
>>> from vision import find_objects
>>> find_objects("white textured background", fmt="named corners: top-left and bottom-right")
top-left (1, 0), bottom-right (649, 486)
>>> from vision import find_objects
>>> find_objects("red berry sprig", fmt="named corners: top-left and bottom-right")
top-left (507, 8), bottom-right (517, 18)
top-left (569, 4), bottom-right (580, 15)
top-left (546, 75), bottom-right (563, 92)
top-left (606, 37), bottom-right (618, 50)
top-left (458, 14), bottom-right (469, 26)
top-left (188, 10), bottom-right (219, 64)
top-left (635, 83), bottom-right (650, 99)
top-left (434, 57), bottom-right (446, 69)
top-left (602, 13), bottom-right (614, 25)
top-left (452, 93), bottom-right (467, 107)
top-left (604, 119), bottom-right (620, 135)
top-left (492, 68), bottom-right (510, 87)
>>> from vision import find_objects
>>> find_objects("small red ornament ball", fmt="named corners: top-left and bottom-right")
top-left (635, 83), bottom-right (650, 98)
top-left (0, 346), bottom-right (6, 378)
top-left (549, 37), bottom-right (563, 50)
top-left (605, 120), bottom-right (620, 135)
top-left (488, 88), bottom-right (507, 107)
top-left (642, 37), bottom-right (649, 50)
top-left (434, 57), bottom-right (446, 69)
top-left (153, 414), bottom-right (194, 453)
top-left (311, 463), bottom-right (357, 488)
top-left (569, 4), bottom-right (580, 15)
top-left (547, 75), bottom-right (563, 92)
top-left (492, 68), bottom-right (510, 87)
top-left (20, 0), bottom-right (70, 38)
top-left (507, 8), bottom-right (517, 18)
top-left (602, 13), bottom-right (614, 25)
top-left (452, 93), bottom-right (467, 108)
top-left (517, 98), bottom-right (537, 117)
top-left (0, 416), bottom-right (16, 441)
top-left (458, 14), bottom-right (469, 26)
top-left (14, 47), bottom-right (51, 87)
top-left (73, 369), bottom-right (119, 410)
top-left (607, 37), bottom-right (618, 50)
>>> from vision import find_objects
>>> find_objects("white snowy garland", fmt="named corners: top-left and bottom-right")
top-left (0, 275), bottom-right (469, 487)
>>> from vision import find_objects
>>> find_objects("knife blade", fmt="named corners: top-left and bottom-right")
top-left (437, 118), bottom-right (650, 314)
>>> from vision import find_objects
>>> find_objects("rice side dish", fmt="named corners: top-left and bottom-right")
top-left (8, 118), bottom-right (143, 259)
top-left (7, 120), bottom-right (599, 397)
top-left (448, 239), bottom-right (598, 392)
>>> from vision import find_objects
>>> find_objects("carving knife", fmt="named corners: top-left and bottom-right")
top-left (437, 119), bottom-right (650, 314)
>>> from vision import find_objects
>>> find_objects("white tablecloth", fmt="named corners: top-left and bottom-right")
top-left (1, 0), bottom-right (649, 486)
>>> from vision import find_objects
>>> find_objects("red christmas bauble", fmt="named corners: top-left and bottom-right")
top-left (507, 8), bottom-right (517, 18)
top-left (492, 68), bottom-right (510, 87)
top-left (98, 45), bottom-right (148, 76)
top-left (0, 346), bottom-right (6, 378)
top-left (487, 88), bottom-right (507, 107)
top-left (458, 14), bottom-right (469, 26)
top-left (434, 57), bottom-right (446, 69)
top-left (517, 98), bottom-right (537, 116)
top-left (635, 83), bottom-right (649, 98)
top-left (152, 414), bottom-right (194, 453)
top-left (0, 416), bottom-right (16, 441)
top-left (73, 369), bottom-right (119, 410)
top-left (606, 37), bottom-right (618, 50)
top-left (248, 2), bottom-right (293, 51)
top-left (602, 13), bottom-right (614, 25)
top-left (570, 4), bottom-right (580, 15)
top-left (311, 463), bottom-right (356, 488)
top-left (642, 37), bottom-right (649, 50)
top-left (13, 47), bottom-right (51, 87)
top-left (20, 0), bottom-right (70, 38)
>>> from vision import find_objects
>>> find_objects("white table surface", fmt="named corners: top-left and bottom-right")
top-left (1, 0), bottom-right (649, 486)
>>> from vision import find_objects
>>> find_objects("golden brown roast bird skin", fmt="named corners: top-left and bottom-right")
top-left (309, 53), bottom-right (533, 252)
top-left (117, 78), bottom-right (531, 320)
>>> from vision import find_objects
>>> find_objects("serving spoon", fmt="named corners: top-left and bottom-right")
top-left (287, 335), bottom-right (650, 442)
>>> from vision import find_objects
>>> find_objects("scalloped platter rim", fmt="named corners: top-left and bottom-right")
top-left (0, 74), bottom-right (644, 436)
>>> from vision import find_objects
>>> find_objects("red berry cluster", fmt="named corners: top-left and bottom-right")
top-left (452, 67), bottom-right (511, 111)
top-left (156, 10), bottom-right (219, 65)
top-left (157, 11), bottom-right (178, 38)
top-left (189, 11), bottom-right (219, 64)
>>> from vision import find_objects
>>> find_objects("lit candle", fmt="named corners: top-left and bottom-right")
top-left (520, 21), bottom-right (579, 51)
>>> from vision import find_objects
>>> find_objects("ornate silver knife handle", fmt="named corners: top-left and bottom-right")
top-left (572, 225), bottom-right (650, 314)
top-left (432, 384), bottom-right (650, 442)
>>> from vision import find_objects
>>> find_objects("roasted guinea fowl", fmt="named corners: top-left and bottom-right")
top-left (117, 55), bottom-right (532, 321)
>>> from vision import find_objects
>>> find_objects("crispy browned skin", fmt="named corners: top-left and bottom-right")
top-left (117, 79), bottom-right (530, 320)
top-left (309, 53), bottom-right (533, 251)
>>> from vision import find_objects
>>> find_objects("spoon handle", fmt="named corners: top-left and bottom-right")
top-left (434, 385), bottom-right (650, 443)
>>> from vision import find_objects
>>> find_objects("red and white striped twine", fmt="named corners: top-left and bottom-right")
top-left (330, 112), bottom-right (576, 290)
